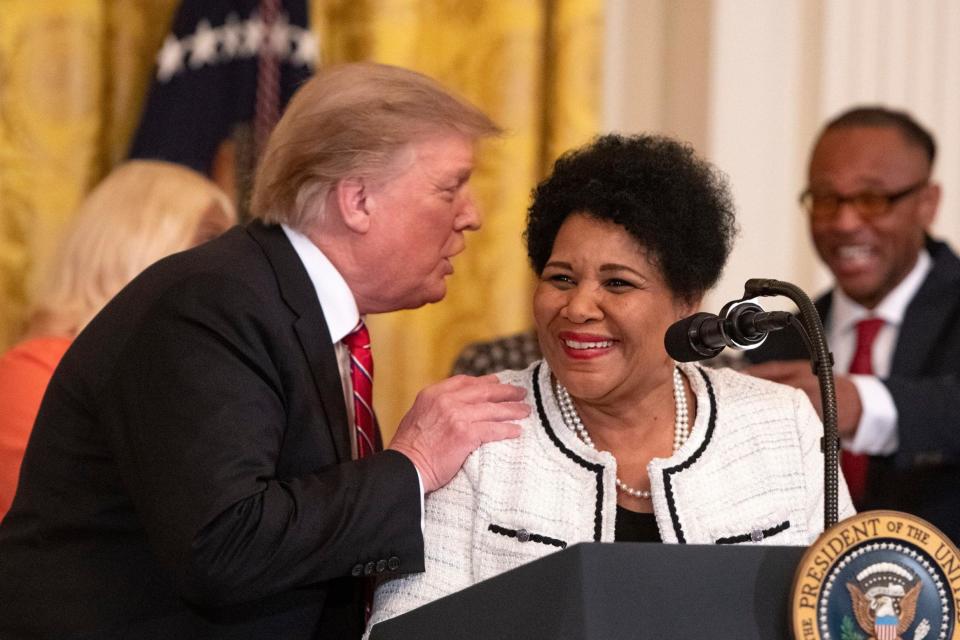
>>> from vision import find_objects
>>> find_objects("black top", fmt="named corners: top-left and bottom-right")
top-left (615, 506), bottom-right (662, 543)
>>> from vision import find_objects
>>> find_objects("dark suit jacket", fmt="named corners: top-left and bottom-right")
top-left (746, 238), bottom-right (960, 544)
top-left (0, 222), bottom-right (424, 638)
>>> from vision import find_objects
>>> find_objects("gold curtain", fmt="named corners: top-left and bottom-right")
top-left (313, 0), bottom-right (602, 439)
top-left (0, 0), bottom-right (178, 348)
top-left (0, 0), bottom-right (601, 440)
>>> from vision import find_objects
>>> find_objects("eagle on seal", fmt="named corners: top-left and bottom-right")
top-left (846, 576), bottom-right (922, 640)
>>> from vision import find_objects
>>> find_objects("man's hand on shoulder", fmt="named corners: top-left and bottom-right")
top-left (742, 359), bottom-right (863, 439)
top-left (388, 374), bottom-right (529, 493)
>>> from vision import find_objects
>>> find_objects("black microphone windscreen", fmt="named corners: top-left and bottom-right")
top-left (664, 313), bottom-right (722, 362)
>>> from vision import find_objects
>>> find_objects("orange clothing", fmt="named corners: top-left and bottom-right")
top-left (0, 336), bottom-right (71, 520)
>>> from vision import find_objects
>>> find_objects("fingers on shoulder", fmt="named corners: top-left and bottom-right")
top-left (464, 379), bottom-right (528, 404)
top-left (474, 420), bottom-right (523, 444)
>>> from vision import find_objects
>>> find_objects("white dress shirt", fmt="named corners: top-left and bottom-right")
top-left (827, 250), bottom-right (932, 455)
top-left (282, 225), bottom-right (426, 516)
top-left (282, 225), bottom-right (362, 456)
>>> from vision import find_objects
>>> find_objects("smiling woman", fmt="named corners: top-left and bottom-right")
top-left (366, 134), bottom-right (856, 636)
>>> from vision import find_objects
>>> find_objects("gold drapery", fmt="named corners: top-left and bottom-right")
top-left (0, 0), bottom-right (177, 347)
top-left (0, 0), bottom-right (601, 440)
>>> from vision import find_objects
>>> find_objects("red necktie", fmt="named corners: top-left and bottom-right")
top-left (842, 317), bottom-right (885, 506)
top-left (343, 320), bottom-right (381, 458)
top-left (343, 321), bottom-right (381, 622)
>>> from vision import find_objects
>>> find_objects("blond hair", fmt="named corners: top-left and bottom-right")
top-left (28, 160), bottom-right (236, 337)
top-left (250, 62), bottom-right (501, 231)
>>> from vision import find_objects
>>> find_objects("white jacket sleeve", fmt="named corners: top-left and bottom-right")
top-left (795, 387), bottom-right (856, 543)
top-left (365, 451), bottom-right (481, 637)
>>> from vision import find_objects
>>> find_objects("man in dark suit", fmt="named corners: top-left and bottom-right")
top-left (0, 63), bottom-right (528, 638)
top-left (746, 107), bottom-right (960, 544)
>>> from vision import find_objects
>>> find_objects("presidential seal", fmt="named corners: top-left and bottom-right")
top-left (792, 511), bottom-right (960, 640)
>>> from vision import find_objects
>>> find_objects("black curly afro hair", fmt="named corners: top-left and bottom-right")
top-left (525, 134), bottom-right (737, 303)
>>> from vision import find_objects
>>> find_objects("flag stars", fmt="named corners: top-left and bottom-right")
top-left (268, 14), bottom-right (292, 56)
top-left (189, 19), bottom-right (219, 68)
top-left (240, 15), bottom-right (264, 57)
top-left (291, 30), bottom-right (318, 68)
top-left (156, 34), bottom-right (185, 82)
top-left (153, 11), bottom-right (316, 83)
top-left (220, 14), bottom-right (242, 58)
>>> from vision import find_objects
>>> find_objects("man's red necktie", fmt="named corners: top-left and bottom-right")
top-left (342, 320), bottom-right (381, 623)
top-left (343, 320), bottom-right (381, 459)
top-left (842, 317), bottom-right (885, 506)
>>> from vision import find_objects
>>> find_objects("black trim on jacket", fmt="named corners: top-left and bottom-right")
top-left (662, 367), bottom-right (717, 544)
top-left (487, 523), bottom-right (568, 549)
top-left (532, 363), bottom-right (606, 542)
top-left (715, 520), bottom-right (791, 544)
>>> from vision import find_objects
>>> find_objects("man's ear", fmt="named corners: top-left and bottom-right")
top-left (918, 182), bottom-right (941, 229)
top-left (334, 177), bottom-right (371, 234)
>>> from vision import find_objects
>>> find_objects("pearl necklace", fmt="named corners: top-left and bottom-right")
top-left (554, 366), bottom-right (690, 500)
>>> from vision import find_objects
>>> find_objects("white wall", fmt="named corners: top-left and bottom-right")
top-left (604, 0), bottom-right (960, 313)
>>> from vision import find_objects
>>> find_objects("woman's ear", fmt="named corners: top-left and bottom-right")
top-left (333, 177), bottom-right (371, 234)
top-left (675, 294), bottom-right (701, 320)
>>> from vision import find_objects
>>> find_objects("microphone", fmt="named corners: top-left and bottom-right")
top-left (664, 301), bottom-right (794, 362)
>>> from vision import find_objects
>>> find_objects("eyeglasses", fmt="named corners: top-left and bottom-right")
top-left (799, 180), bottom-right (928, 222)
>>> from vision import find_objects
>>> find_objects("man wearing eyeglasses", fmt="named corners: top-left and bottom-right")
top-left (746, 106), bottom-right (960, 544)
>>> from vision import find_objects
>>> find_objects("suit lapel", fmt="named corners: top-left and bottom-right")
top-left (813, 294), bottom-right (833, 360)
top-left (815, 294), bottom-right (831, 321)
top-left (891, 241), bottom-right (960, 376)
top-left (247, 221), bottom-right (352, 462)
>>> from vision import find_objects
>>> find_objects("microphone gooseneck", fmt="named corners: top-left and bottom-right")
top-left (743, 279), bottom-right (839, 530)
top-left (662, 280), bottom-right (838, 530)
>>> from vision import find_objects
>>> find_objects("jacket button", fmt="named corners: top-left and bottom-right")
top-left (376, 559), bottom-right (387, 573)
top-left (516, 528), bottom-right (530, 543)
top-left (387, 556), bottom-right (400, 571)
top-left (364, 561), bottom-right (376, 576)
top-left (351, 564), bottom-right (363, 577)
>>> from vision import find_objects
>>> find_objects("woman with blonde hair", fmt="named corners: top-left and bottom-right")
top-left (0, 160), bottom-right (235, 519)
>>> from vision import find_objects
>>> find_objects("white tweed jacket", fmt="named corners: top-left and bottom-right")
top-left (367, 361), bottom-right (854, 634)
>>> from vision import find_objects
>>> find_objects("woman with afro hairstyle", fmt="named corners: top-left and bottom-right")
top-left (367, 134), bottom-right (853, 634)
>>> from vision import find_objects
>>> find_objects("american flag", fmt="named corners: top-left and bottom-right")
top-left (129, 0), bottom-right (315, 174)
top-left (875, 614), bottom-right (899, 640)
